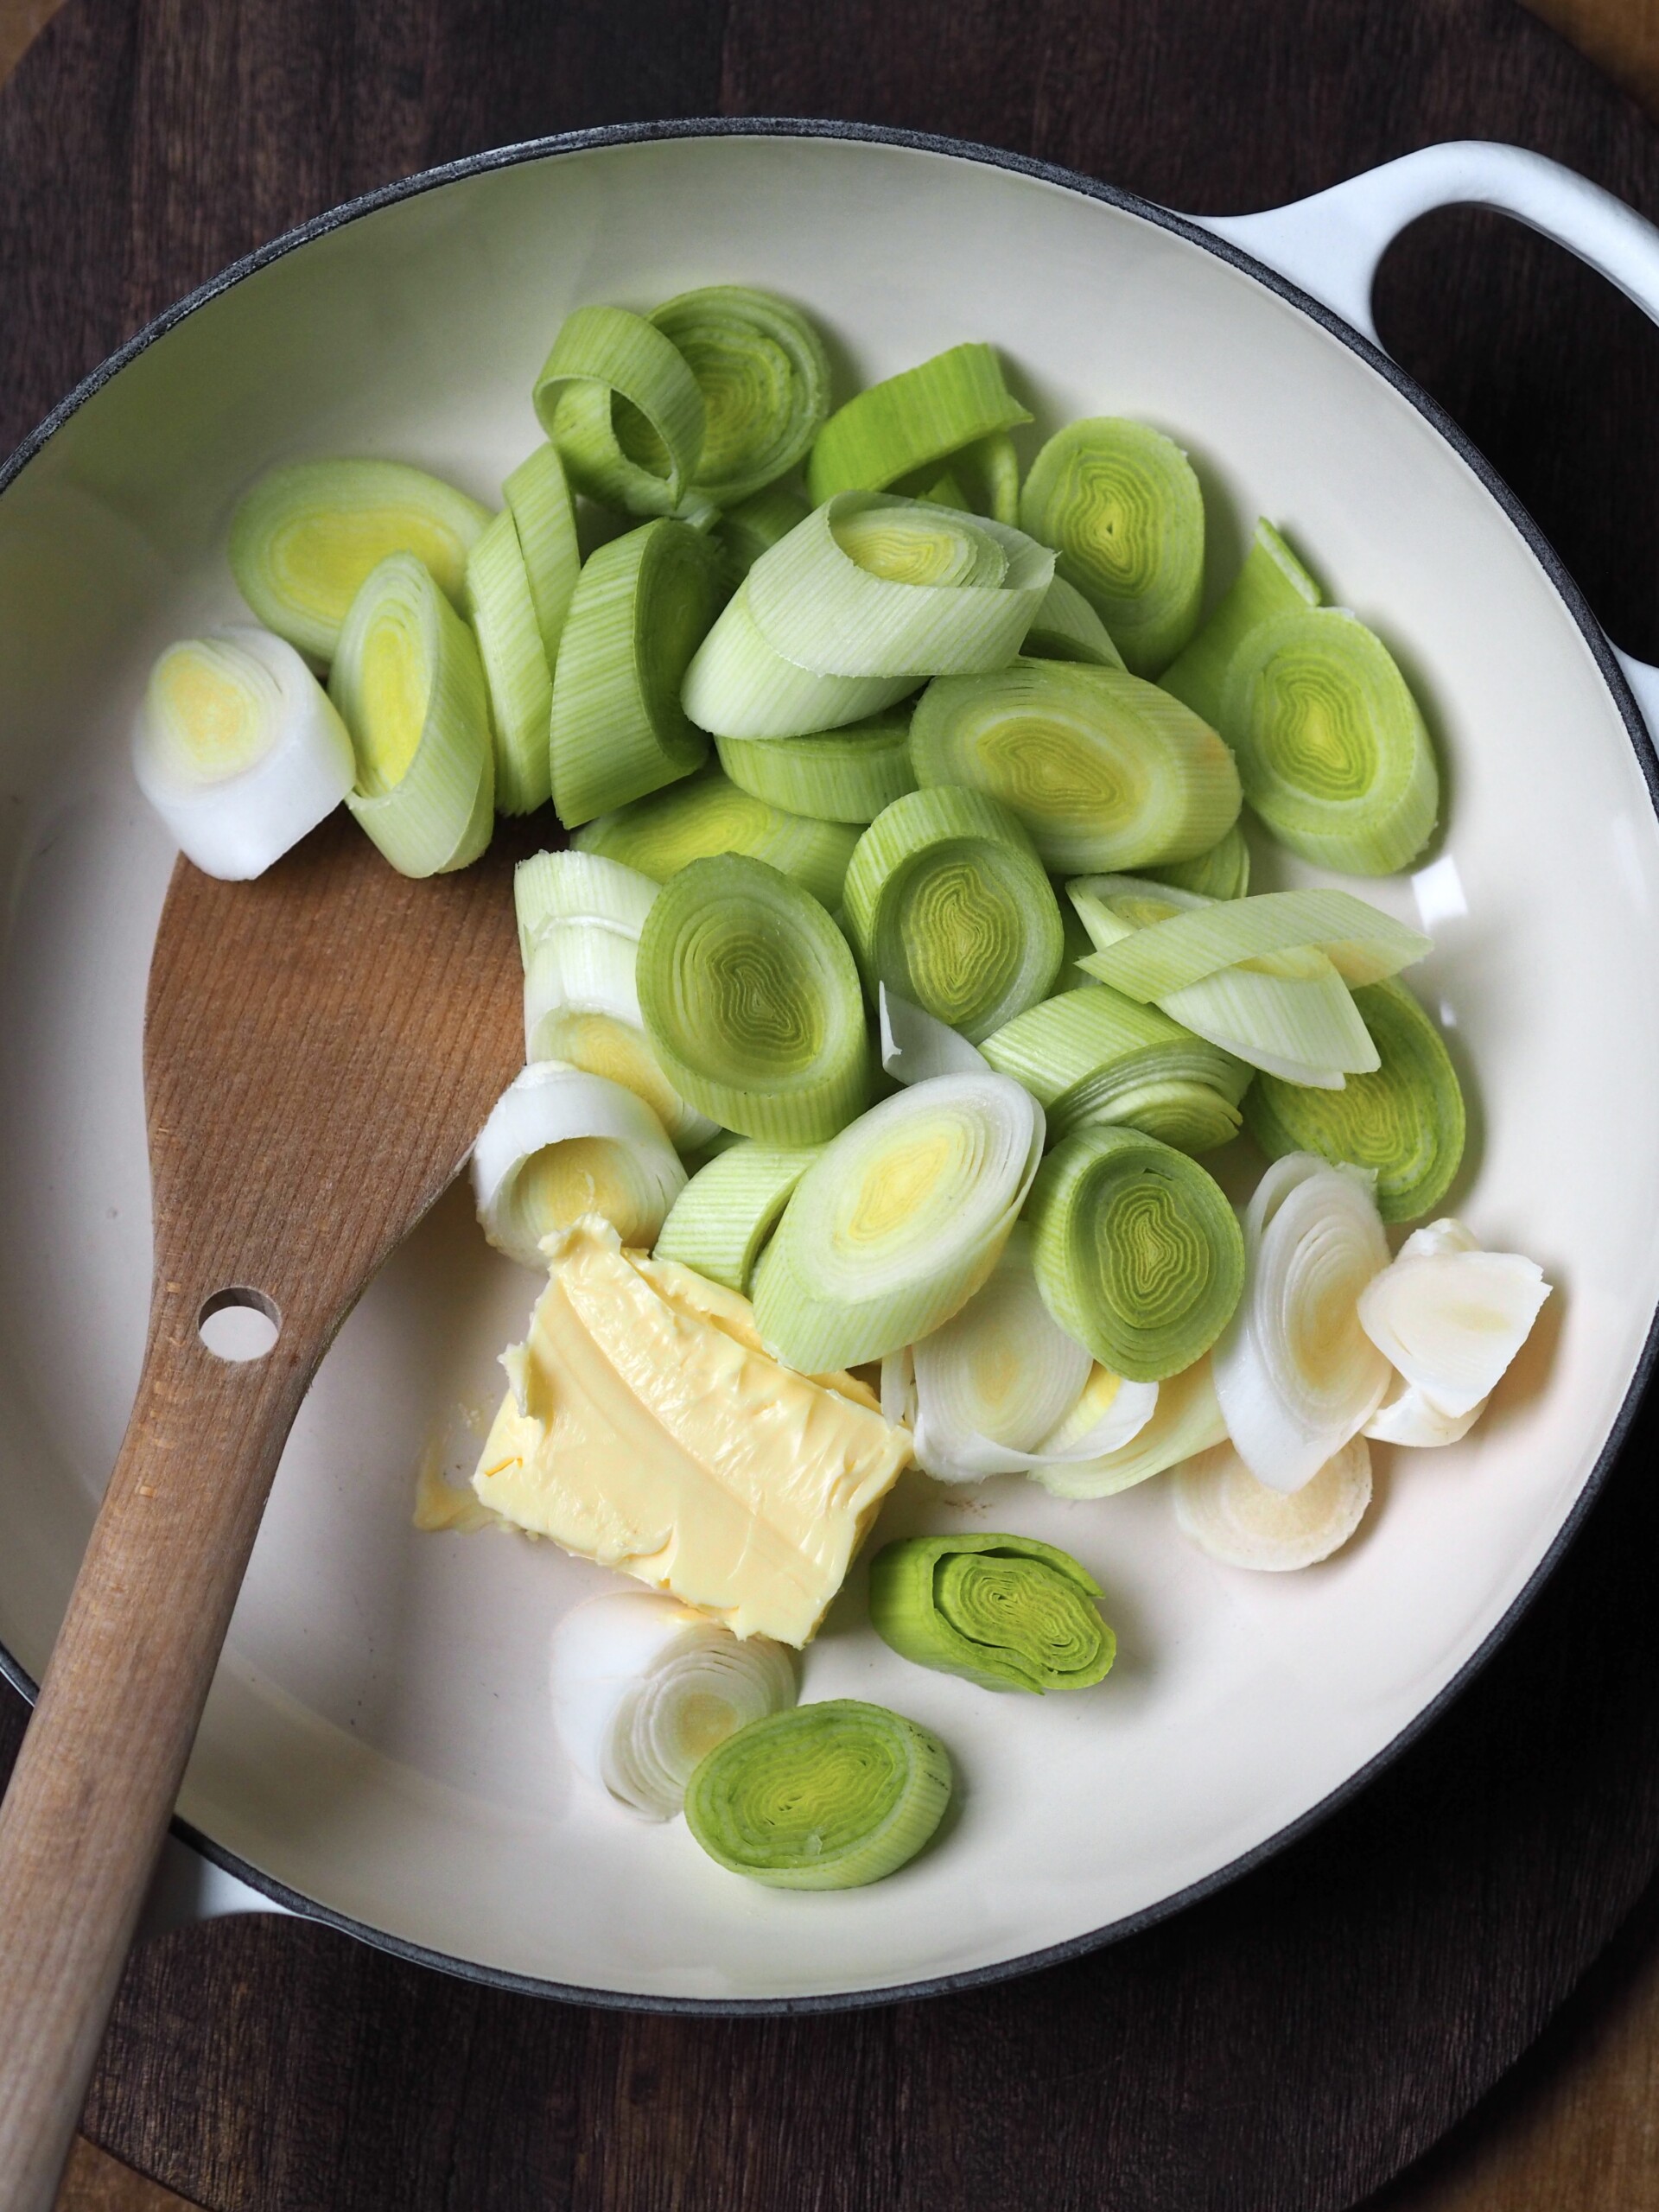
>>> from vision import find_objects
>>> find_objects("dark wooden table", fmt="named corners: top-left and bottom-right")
top-left (6, 2), bottom-right (1659, 2207)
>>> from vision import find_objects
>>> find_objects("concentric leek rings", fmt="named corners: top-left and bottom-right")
top-left (868, 1534), bottom-right (1116, 1694)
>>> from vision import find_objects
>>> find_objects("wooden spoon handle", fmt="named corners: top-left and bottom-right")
top-left (0, 1296), bottom-right (314, 2212)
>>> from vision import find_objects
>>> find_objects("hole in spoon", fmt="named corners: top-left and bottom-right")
top-left (198, 1287), bottom-right (282, 1362)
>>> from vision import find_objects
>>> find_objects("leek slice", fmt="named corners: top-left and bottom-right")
top-left (715, 709), bottom-right (917, 824)
top-left (684, 1699), bottom-right (952, 1889)
top-left (910, 660), bottom-right (1240, 874)
top-left (715, 483), bottom-right (812, 587)
top-left (1357, 1218), bottom-right (1549, 1422)
top-left (549, 518), bottom-right (722, 827)
top-left (1211, 1154), bottom-right (1391, 1492)
top-left (637, 853), bottom-right (869, 1143)
top-left (1033, 1354), bottom-right (1228, 1499)
top-left (464, 508), bottom-right (552, 815)
top-left (1173, 1436), bottom-right (1371, 1571)
top-left (134, 626), bottom-right (354, 879)
top-left (868, 1533), bottom-right (1115, 1693)
top-left (503, 442), bottom-right (581, 671)
top-left (534, 302), bottom-right (706, 518)
top-left (1026, 1126), bottom-right (1245, 1382)
top-left (650, 285), bottom-right (830, 508)
top-left (980, 984), bottom-right (1250, 1154)
top-left (878, 984), bottom-right (988, 1086)
top-left (229, 458), bottom-right (491, 664)
top-left (1021, 575), bottom-right (1127, 669)
top-left (1159, 518), bottom-right (1321, 728)
top-left (1363, 1217), bottom-right (1485, 1442)
top-left (575, 768), bottom-right (858, 911)
top-left (1224, 607), bottom-right (1440, 874)
top-left (329, 551), bottom-right (493, 876)
top-left (1075, 884), bottom-right (1430, 1000)
top-left (1147, 821), bottom-right (1251, 901)
top-left (914, 431), bottom-right (1021, 525)
top-left (652, 1141), bottom-right (822, 1294)
top-left (550, 1589), bottom-right (796, 1820)
top-left (843, 785), bottom-right (1064, 1042)
top-left (514, 847), bottom-right (659, 961)
top-left (1018, 419), bottom-right (1205, 676)
top-left (1244, 976), bottom-right (1465, 1222)
top-left (470, 1061), bottom-right (687, 1266)
top-left (807, 342), bottom-right (1031, 502)
top-left (680, 579), bottom-right (916, 739)
top-left (753, 1071), bottom-right (1044, 1372)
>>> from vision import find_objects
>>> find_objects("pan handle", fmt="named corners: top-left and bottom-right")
top-left (1194, 140), bottom-right (1659, 725)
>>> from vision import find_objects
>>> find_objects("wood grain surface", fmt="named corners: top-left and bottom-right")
top-left (2, 1), bottom-right (1659, 2209)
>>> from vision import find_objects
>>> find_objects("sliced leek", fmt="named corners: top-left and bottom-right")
top-left (502, 442), bottom-right (581, 671)
top-left (650, 284), bottom-right (830, 507)
top-left (513, 847), bottom-right (659, 962)
top-left (1147, 821), bottom-right (1251, 901)
top-left (1071, 886), bottom-right (1431, 1000)
top-left (868, 1533), bottom-right (1115, 1693)
top-left (681, 579), bottom-right (916, 739)
top-left (549, 518), bottom-right (722, 827)
top-left (684, 1699), bottom-right (952, 1889)
top-left (134, 626), bottom-right (354, 879)
top-left (843, 785), bottom-right (1064, 1042)
top-left (575, 768), bottom-right (859, 912)
top-left (1245, 976), bottom-right (1465, 1222)
top-left (464, 508), bottom-right (552, 815)
top-left (1358, 1218), bottom-right (1549, 1423)
top-left (636, 854), bottom-right (870, 1143)
top-left (715, 483), bottom-right (813, 587)
top-left (1020, 575), bottom-right (1127, 669)
top-left (715, 709), bottom-right (916, 824)
top-left (1211, 1154), bottom-right (1392, 1492)
top-left (915, 430), bottom-right (1021, 525)
top-left (652, 1141), bottom-right (822, 1294)
top-left (1026, 1127), bottom-right (1245, 1382)
top-left (1018, 419), bottom-right (1205, 676)
top-left (470, 1061), bottom-right (687, 1266)
top-left (329, 551), bottom-right (493, 876)
top-left (1033, 1354), bottom-right (1229, 1499)
top-left (910, 660), bottom-right (1240, 874)
top-left (1363, 1217), bottom-right (1485, 1443)
top-left (807, 342), bottom-right (1031, 502)
top-left (1173, 1435), bottom-right (1371, 1571)
top-left (878, 984), bottom-right (988, 1086)
top-left (534, 302), bottom-right (707, 518)
top-left (229, 458), bottom-right (490, 664)
top-left (550, 1589), bottom-right (796, 1820)
top-left (753, 1071), bottom-right (1044, 1372)
top-left (1159, 518), bottom-right (1321, 729)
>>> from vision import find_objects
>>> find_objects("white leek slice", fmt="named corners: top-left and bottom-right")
top-left (1212, 1154), bottom-right (1391, 1493)
top-left (1361, 1218), bottom-right (1485, 1442)
top-left (134, 626), bottom-right (354, 879)
top-left (753, 1071), bottom-right (1044, 1373)
top-left (652, 1140), bottom-right (822, 1293)
top-left (1032, 1356), bottom-right (1228, 1499)
top-left (1173, 1436), bottom-right (1372, 1570)
top-left (464, 507), bottom-right (552, 815)
top-left (471, 1062), bottom-right (686, 1268)
top-left (550, 1589), bottom-right (796, 1821)
top-left (1358, 1221), bottom-right (1549, 1421)
top-left (514, 848), bottom-right (659, 963)
top-left (878, 985), bottom-right (988, 1085)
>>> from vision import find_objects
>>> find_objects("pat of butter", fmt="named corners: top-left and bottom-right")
top-left (473, 1217), bottom-right (912, 1646)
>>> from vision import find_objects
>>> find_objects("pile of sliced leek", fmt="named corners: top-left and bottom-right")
top-left (135, 290), bottom-right (1554, 1889)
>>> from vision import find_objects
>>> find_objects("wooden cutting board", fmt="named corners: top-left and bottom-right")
top-left (5, 2), bottom-right (1659, 2207)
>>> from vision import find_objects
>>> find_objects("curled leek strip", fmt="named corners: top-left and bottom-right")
top-left (878, 984), bottom-right (988, 1087)
top-left (229, 458), bottom-right (491, 664)
top-left (470, 1062), bottom-right (687, 1267)
top-left (1147, 821), bottom-right (1251, 901)
top-left (715, 483), bottom-right (813, 588)
top-left (1159, 518), bottom-right (1321, 729)
top-left (843, 785), bottom-right (1064, 1043)
top-left (685, 1700), bottom-right (953, 1889)
top-left (1032, 1354), bottom-right (1228, 1500)
top-left (915, 431), bottom-right (1021, 525)
top-left (134, 626), bottom-right (354, 880)
top-left (534, 303), bottom-right (706, 518)
top-left (549, 518), bottom-right (723, 828)
top-left (1223, 607), bottom-right (1440, 874)
top-left (1357, 1217), bottom-right (1549, 1426)
top-left (868, 1533), bottom-right (1115, 1693)
top-left (1021, 575), bottom-right (1127, 669)
top-left (1173, 1435), bottom-right (1372, 1571)
top-left (637, 854), bottom-right (870, 1144)
top-left (807, 341), bottom-right (1032, 502)
top-left (1244, 977), bottom-right (1465, 1223)
top-left (909, 660), bottom-right (1241, 874)
top-left (980, 984), bottom-right (1249, 1154)
top-left (464, 509), bottom-right (552, 815)
top-left (1026, 1127), bottom-right (1245, 1382)
top-left (550, 1589), bottom-right (797, 1820)
top-left (575, 768), bottom-right (859, 912)
top-left (1018, 419), bottom-right (1205, 676)
top-left (650, 285), bottom-right (830, 508)
top-left (329, 551), bottom-right (493, 877)
top-left (1211, 1153), bottom-right (1392, 1493)
top-left (715, 709), bottom-right (917, 825)
top-left (502, 443), bottom-right (581, 671)
top-left (753, 1071), bottom-right (1045, 1373)
top-left (679, 580), bottom-right (916, 739)
top-left (652, 1140), bottom-right (823, 1294)
top-left (1070, 885), bottom-right (1431, 1001)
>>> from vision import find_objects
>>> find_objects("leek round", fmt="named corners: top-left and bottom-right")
top-left (502, 442), bottom-right (581, 672)
top-left (534, 302), bottom-right (707, 519)
top-left (228, 457), bottom-right (490, 664)
top-left (868, 1533), bottom-right (1115, 1693)
top-left (1357, 1220), bottom-right (1549, 1421)
top-left (684, 1699), bottom-right (952, 1889)
top-left (514, 848), bottom-right (659, 961)
top-left (550, 1589), bottom-right (796, 1820)
top-left (877, 984), bottom-right (989, 1087)
top-left (753, 1071), bottom-right (1044, 1372)
top-left (1244, 976), bottom-right (1465, 1222)
top-left (910, 659), bottom-right (1241, 874)
top-left (715, 483), bottom-right (813, 587)
top-left (652, 1141), bottom-right (822, 1294)
top-left (329, 550), bottom-right (493, 877)
top-left (715, 709), bottom-right (917, 824)
top-left (464, 507), bottom-right (552, 815)
top-left (1026, 1126), bottom-right (1245, 1382)
top-left (636, 853), bottom-right (870, 1143)
top-left (1147, 821), bottom-right (1251, 901)
top-left (807, 341), bottom-right (1031, 502)
top-left (1211, 1153), bottom-right (1392, 1493)
top-left (1018, 418), bottom-right (1204, 676)
top-left (134, 626), bottom-right (354, 879)
top-left (1020, 574), bottom-right (1127, 668)
top-left (471, 1061), bottom-right (687, 1267)
top-left (1033, 1354), bottom-right (1229, 1499)
top-left (1159, 518), bottom-right (1321, 729)
top-left (650, 284), bottom-right (830, 508)
top-left (842, 785), bottom-right (1064, 1042)
top-left (1224, 607), bottom-right (1440, 874)
top-left (575, 768), bottom-right (858, 912)
top-left (1173, 1436), bottom-right (1372, 1571)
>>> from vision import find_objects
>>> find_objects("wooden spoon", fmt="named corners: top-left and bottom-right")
top-left (0, 812), bottom-right (529, 2209)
